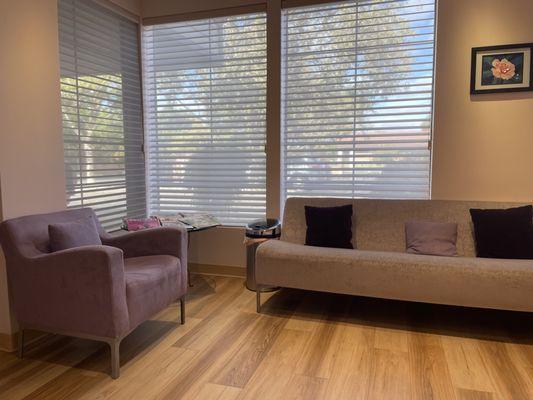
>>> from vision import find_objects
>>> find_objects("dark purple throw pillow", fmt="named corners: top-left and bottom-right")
top-left (48, 216), bottom-right (102, 252)
top-left (305, 204), bottom-right (353, 249)
top-left (470, 205), bottom-right (533, 259)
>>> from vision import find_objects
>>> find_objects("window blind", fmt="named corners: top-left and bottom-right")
top-left (281, 0), bottom-right (436, 200)
top-left (58, 0), bottom-right (145, 230)
top-left (142, 13), bottom-right (267, 225)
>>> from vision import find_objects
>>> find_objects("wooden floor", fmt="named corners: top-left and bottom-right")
top-left (1, 275), bottom-right (532, 400)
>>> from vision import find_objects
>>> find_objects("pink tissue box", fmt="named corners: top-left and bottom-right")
top-left (123, 217), bottom-right (161, 231)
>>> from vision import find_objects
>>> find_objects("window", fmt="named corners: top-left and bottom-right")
top-left (142, 13), bottom-right (267, 225)
top-left (58, 0), bottom-right (145, 230)
top-left (281, 0), bottom-right (436, 200)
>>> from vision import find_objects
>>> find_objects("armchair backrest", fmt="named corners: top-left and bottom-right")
top-left (0, 208), bottom-right (105, 260)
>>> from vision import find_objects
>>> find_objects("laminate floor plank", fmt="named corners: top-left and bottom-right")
top-left (322, 323), bottom-right (375, 400)
top-left (441, 336), bottom-right (496, 393)
top-left (408, 332), bottom-right (457, 400)
top-left (478, 340), bottom-right (531, 400)
top-left (194, 383), bottom-right (241, 400)
top-left (211, 313), bottom-right (288, 388)
top-left (366, 348), bottom-right (411, 400)
top-left (455, 388), bottom-right (494, 400)
top-left (157, 312), bottom-right (259, 400)
top-left (236, 328), bottom-right (312, 400)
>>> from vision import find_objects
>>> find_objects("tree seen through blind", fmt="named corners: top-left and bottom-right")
top-left (143, 13), bottom-right (267, 225)
top-left (282, 0), bottom-right (436, 200)
top-left (59, 0), bottom-right (145, 231)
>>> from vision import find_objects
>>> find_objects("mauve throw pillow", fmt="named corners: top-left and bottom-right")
top-left (49, 217), bottom-right (102, 252)
top-left (305, 204), bottom-right (353, 249)
top-left (405, 221), bottom-right (458, 256)
top-left (469, 205), bottom-right (533, 259)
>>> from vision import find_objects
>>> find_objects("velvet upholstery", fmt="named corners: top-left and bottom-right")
top-left (0, 208), bottom-right (187, 340)
top-left (102, 228), bottom-right (187, 264)
top-left (124, 255), bottom-right (182, 329)
top-left (48, 216), bottom-right (102, 252)
top-left (257, 198), bottom-right (533, 312)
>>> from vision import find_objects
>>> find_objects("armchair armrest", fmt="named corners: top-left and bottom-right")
top-left (13, 245), bottom-right (129, 339)
top-left (102, 227), bottom-right (187, 261)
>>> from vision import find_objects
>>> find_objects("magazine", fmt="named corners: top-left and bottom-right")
top-left (156, 213), bottom-right (221, 231)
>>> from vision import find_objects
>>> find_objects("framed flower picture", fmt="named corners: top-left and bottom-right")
top-left (470, 43), bottom-right (533, 94)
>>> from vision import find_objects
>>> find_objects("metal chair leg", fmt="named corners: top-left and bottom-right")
top-left (18, 329), bottom-right (24, 359)
top-left (110, 339), bottom-right (121, 379)
top-left (256, 290), bottom-right (261, 313)
top-left (180, 297), bottom-right (185, 325)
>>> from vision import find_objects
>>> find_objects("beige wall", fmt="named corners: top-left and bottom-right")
top-left (189, 227), bottom-right (246, 267)
top-left (432, 0), bottom-right (533, 202)
top-left (108, 0), bottom-right (141, 16)
top-left (142, 0), bottom-right (264, 18)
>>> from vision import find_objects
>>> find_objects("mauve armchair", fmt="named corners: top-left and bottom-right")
top-left (0, 208), bottom-right (187, 379)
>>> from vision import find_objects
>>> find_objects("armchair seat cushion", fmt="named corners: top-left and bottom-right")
top-left (125, 255), bottom-right (182, 329)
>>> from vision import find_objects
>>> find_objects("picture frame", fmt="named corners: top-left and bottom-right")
top-left (470, 43), bottom-right (533, 94)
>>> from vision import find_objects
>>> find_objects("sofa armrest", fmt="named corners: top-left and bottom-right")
top-left (12, 245), bottom-right (129, 338)
top-left (102, 227), bottom-right (187, 261)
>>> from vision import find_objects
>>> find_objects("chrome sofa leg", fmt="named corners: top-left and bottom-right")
top-left (180, 297), bottom-right (185, 325)
top-left (256, 289), bottom-right (261, 313)
top-left (110, 338), bottom-right (121, 379)
top-left (18, 328), bottom-right (24, 359)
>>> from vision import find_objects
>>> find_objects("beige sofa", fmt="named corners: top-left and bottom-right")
top-left (255, 197), bottom-right (533, 313)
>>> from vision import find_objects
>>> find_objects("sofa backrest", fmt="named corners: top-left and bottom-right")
top-left (0, 208), bottom-right (104, 260)
top-left (281, 197), bottom-right (529, 257)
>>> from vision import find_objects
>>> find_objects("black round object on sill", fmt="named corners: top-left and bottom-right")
top-left (245, 218), bottom-right (281, 239)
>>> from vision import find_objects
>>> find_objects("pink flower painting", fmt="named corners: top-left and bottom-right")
top-left (491, 58), bottom-right (516, 80)
top-left (473, 44), bottom-right (532, 94)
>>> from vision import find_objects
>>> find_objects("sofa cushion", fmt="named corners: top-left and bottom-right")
top-left (405, 221), bottom-right (458, 256)
top-left (305, 204), bottom-right (353, 249)
top-left (256, 240), bottom-right (533, 312)
top-left (470, 205), bottom-right (533, 259)
top-left (48, 216), bottom-right (102, 252)
top-left (124, 255), bottom-right (181, 329)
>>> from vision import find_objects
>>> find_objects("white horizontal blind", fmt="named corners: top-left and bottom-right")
top-left (58, 0), bottom-right (145, 230)
top-left (143, 13), bottom-right (267, 225)
top-left (282, 0), bottom-right (436, 200)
